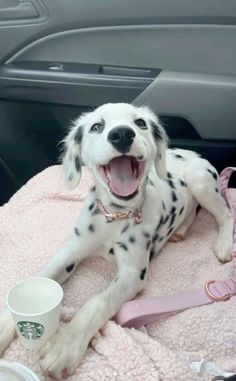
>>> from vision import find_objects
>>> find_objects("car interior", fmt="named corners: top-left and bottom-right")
top-left (1, 0), bottom-right (236, 205)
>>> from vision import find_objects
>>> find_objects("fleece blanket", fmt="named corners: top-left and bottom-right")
top-left (0, 165), bottom-right (236, 381)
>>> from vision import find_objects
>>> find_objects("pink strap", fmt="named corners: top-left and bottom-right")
top-left (115, 279), bottom-right (236, 328)
top-left (219, 167), bottom-right (236, 196)
top-left (114, 167), bottom-right (236, 328)
top-left (220, 168), bottom-right (236, 260)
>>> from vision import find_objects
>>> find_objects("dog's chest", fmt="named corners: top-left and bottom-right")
top-left (141, 174), bottom-right (193, 243)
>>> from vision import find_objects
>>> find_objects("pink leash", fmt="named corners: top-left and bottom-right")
top-left (114, 167), bottom-right (236, 328)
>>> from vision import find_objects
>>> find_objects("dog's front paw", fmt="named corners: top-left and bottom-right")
top-left (213, 237), bottom-right (232, 263)
top-left (0, 310), bottom-right (15, 357)
top-left (40, 324), bottom-right (88, 379)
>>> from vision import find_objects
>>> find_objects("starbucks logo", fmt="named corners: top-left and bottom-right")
top-left (17, 321), bottom-right (45, 340)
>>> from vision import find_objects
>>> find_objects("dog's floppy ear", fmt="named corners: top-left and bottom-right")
top-left (61, 123), bottom-right (83, 190)
top-left (150, 119), bottom-right (168, 179)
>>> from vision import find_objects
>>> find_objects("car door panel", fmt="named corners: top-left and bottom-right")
top-left (5, 25), bottom-right (236, 77)
top-left (0, 61), bottom-right (161, 106)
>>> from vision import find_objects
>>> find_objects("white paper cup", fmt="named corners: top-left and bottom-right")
top-left (6, 277), bottom-right (63, 351)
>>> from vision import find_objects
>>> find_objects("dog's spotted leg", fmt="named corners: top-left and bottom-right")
top-left (40, 240), bottom-right (149, 379)
top-left (39, 194), bottom-right (104, 284)
top-left (1, 239), bottom-right (86, 358)
top-left (185, 158), bottom-right (234, 262)
top-left (38, 234), bottom-right (89, 284)
top-left (168, 204), bottom-right (197, 242)
top-left (0, 194), bottom-right (103, 358)
top-left (38, 219), bottom-right (103, 284)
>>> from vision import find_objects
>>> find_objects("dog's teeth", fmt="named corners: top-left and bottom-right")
top-left (104, 165), bottom-right (111, 180)
top-left (134, 163), bottom-right (139, 177)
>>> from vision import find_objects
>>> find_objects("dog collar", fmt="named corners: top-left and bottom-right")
top-left (96, 199), bottom-right (142, 224)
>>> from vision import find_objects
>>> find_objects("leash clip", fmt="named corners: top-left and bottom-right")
top-left (133, 208), bottom-right (142, 224)
top-left (205, 280), bottom-right (230, 302)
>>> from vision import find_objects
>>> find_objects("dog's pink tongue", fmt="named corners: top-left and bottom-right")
top-left (109, 156), bottom-right (138, 197)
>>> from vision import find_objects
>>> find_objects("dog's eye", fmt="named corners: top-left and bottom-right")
top-left (90, 122), bottom-right (104, 133)
top-left (134, 118), bottom-right (147, 130)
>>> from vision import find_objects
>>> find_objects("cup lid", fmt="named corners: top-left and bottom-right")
top-left (0, 360), bottom-right (40, 381)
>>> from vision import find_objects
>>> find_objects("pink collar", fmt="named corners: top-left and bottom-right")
top-left (96, 199), bottom-right (142, 224)
top-left (114, 167), bottom-right (236, 328)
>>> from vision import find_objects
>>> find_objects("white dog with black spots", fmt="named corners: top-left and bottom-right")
top-left (0, 103), bottom-right (233, 379)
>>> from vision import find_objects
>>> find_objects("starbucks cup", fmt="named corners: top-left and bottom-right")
top-left (6, 277), bottom-right (63, 351)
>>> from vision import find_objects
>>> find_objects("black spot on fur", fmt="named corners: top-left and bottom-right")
top-left (180, 180), bottom-right (187, 187)
top-left (117, 242), bottom-right (128, 251)
top-left (74, 227), bottom-right (80, 236)
top-left (129, 235), bottom-right (136, 244)
top-left (159, 236), bottom-right (164, 242)
top-left (196, 205), bottom-right (201, 214)
top-left (147, 178), bottom-right (154, 187)
top-left (179, 206), bottom-right (184, 216)
top-left (149, 248), bottom-right (155, 261)
top-left (91, 186), bottom-right (96, 192)
top-left (151, 121), bottom-right (163, 140)
top-left (170, 206), bottom-right (176, 214)
top-left (162, 201), bottom-right (166, 211)
top-left (74, 126), bottom-right (83, 144)
top-left (68, 173), bottom-right (74, 182)
top-left (88, 224), bottom-right (95, 233)
top-left (171, 191), bottom-right (178, 202)
top-left (156, 215), bottom-right (164, 231)
top-left (146, 240), bottom-right (151, 251)
top-left (92, 207), bottom-right (101, 216)
top-left (140, 268), bottom-right (147, 280)
top-left (121, 223), bottom-right (130, 234)
top-left (174, 154), bottom-right (185, 160)
top-left (207, 168), bottom-right (218, 180)
top-left (143, 231), bottom-right (151, 239)
top-left (89, 203), bottom-right (95, 211)
top-left (167, 172), bottom-right (173, 179)
top-left (66, 263), bottom-right (75, 273)
top-left (109, 248), bottom-right (115, 255)
top-left (75, 156), bottom-right (81, 172)
top-left (152, 233), bottom-right (159, 243)
top-left (215, 188), bottom-right (219, 193)
top-left (167, 179), bottom-right (175, 189)
top-left (168, 213), bottom-right (176, 228)
top-left (163, 215), bottom-right (169, 224)
top-left (168, 227), bottom-right (174, 236)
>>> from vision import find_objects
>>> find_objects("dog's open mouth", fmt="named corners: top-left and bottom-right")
top-left (98, 156), bottom-right (145, 198)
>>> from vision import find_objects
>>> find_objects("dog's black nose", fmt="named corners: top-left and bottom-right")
top-left (108, 126), bottom-right (135, 154)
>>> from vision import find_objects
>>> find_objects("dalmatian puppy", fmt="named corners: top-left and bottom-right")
top-left (0, 103), bottom-right (233, 379)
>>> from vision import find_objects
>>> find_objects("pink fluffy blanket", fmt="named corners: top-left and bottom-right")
top-left (0, 166), bottom-right (236, 380)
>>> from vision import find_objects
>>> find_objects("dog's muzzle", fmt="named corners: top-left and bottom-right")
top-left (108, 126), bottom-right (135, 154)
